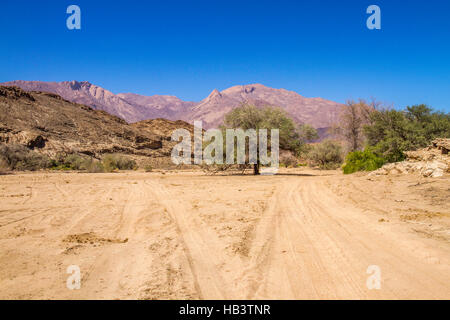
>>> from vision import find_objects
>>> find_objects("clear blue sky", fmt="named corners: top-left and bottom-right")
top-left (1, 0), bottom-right (449, 111)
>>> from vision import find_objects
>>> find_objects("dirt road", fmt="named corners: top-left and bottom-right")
top-left (0, 170), bottom-right (449, 299)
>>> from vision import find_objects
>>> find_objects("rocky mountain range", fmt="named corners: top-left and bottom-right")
top-left (1, 80), bottom-right (156, 123)
top-left (2, 81), bottom-right (343, 132)
top-left (185, 84), bottom-right (343, 130)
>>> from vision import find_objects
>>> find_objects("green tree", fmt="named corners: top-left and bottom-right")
top-left (222, 104), bottom-right (313, 174)
top-left (298, 123), bottom-right (319, 144)
top-left (306, 140), bottom-right (344, 169)
top-left (364, 105), bottom-right (450, 162)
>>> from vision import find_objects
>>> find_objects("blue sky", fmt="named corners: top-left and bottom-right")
top-left (1, 0), bottom-right (449, 111)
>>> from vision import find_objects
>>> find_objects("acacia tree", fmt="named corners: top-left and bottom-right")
top-left (222, 104), bottom-right (313, 175)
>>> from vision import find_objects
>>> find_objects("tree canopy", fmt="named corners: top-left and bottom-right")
top-left (221, 104), bottom-right (317, 174)
top-left (364, 104), bottom-right (450, 162)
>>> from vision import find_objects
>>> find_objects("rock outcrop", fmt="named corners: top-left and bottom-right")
top-left (369, 139), bottom-right (450, 178)
top-left (0, 86), bottom-right (194, 160)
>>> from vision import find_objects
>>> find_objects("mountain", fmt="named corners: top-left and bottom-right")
top-left (0, 86), bottom-right (194, 160)
top-left (0, 80), bottom-right (156, 123)
top-left (186, 84), bottom-right (343, 130)
top-left (117, 93), bottom-right (196, 120)
top-left (1, 81), bottom-right (344, 132)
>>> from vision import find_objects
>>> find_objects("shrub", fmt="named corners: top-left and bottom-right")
top-left (343, 148), bottom-right (385, 174)
top-left (51, 154), bottom-right (91, 171)
top-left (84, 159), bottom-right (105, 173)
top-left (64, 154), bottom-right (89, 170)
top-left (0, 156), bottom-right (10, 173)
top-left (0, 144), bottom-right (51, 171)
top-left (142, 163), bottom-right (153, 172)
top-left (306, 140), bottom-right (344, 169)
top-left (101, 154), bottom-right (137, 172)
top-left (51, 153), bottom-right (137, 173)
top-left (279, 152), bottom-right (298, 168)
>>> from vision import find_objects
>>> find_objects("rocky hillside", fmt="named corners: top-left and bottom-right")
top-left (132, 118), bottom-right (197, 139)
top-left (0, 86), bottom-right (193, 160)
top-left (117, 93), bottom-right (196, 121)
top-left (2, 81), bottom-right (343, 132)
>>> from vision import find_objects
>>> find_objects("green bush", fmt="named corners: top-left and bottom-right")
top-left (364, 105), bottom-right (450, 162)
top-left (343, 148), bottom-right (385, 174)
top-left (64, 154), bottom-right (89, 170)
top-left (0, 147), bottom-right (139, 173)
top-left (51, 154), bottom-right (91, 171)
top-left (306, 140), bottom-right (344, 169)
top-left (0, 144), bottom-right (51, 171)
top-left (51, 153), bottom-right (137, 173)
top-left (101, 154), bottom-right (137, 172)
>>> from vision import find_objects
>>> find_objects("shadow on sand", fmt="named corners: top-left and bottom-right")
top-left (209, 172), bottom-right (333, 177)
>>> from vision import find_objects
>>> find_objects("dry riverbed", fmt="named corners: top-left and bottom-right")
top-left (0, 168), bottom-right (449, 299)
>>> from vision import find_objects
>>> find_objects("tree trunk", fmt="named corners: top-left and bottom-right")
top-left (254, 140), bottom-right (261, 175)
top-left (253, 162), bottom-right (260, 175)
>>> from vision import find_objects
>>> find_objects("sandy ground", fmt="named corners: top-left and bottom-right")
top-left (0, 168), bottom-right (449, 300)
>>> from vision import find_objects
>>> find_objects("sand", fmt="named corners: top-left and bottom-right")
top-left (0, 168), bottom-right (449, 299)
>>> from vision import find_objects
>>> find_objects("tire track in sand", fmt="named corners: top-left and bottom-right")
top-left (145, 179), bottom-right (244, 299)
top-left (243, 177), bottom-right (450, 299)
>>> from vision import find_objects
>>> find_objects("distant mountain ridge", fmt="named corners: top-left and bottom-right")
top-left (1, 80), bottom-right (156, 123)
top-left (185, 84), bottom-right (342, 130)
top-left (1, 80), bottom-right (343, 131)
